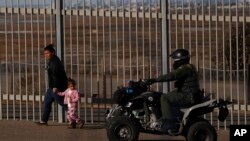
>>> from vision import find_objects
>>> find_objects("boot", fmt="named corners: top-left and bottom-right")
top-left (161, 119), bottom-right (179, 134)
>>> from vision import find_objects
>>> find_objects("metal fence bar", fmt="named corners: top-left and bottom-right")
top-left (155, 0), bottom-right (160, 91)
top-left (49, 0), bottom-right (54, 122)
top-left (161, 0), bottom-right (169, 93)
top-left (215, 0), bottom-right (219, 129)
top-left (116, 0), bottom-right (119, 85)
top-left (109, 0), bottom-right (113, 102)
top-left (222, 0), bottom-right (227, 130)
top-left (24, 0), bottom-right (28, 121)
top-left (101, 0), bottom-right (106, 117)
top-left (17, 0), bottom-right (22, 121)
top-left (37, 0), bottom-right (41, 121)
top-left (70, 0), bottom-right (73, 78)
top-left (175, 0), bottom-right (178, 50)
top-left (149, 0), bottom-right (152, 79)
top-left (136, 0), bottom-right (139, 81)
top-left (129, 0), bottom-right (132, 80)
top-left (10, 0), bottom-right (16, 120)
top-left (30, 0), bottom-right (35, 121)
top-left (40, 0), bottom-right (46, 122)
top-left (201, 0), bottom-right (207, 120)
top-left (229, 0), bottom-right (233, 125)
top-left (0, 54), bottom-right (2, 120)
top-left (182, 0), bottom-right (184, 49)
top-left (89, 0), bottom-right (93, 124)
top-left (188, 0), bottom-right (191, 58)
top-left (243, 0), bottom-right (247, 125)
top-left (122, 0), bottom-right (125, 85)
top-left (195, 0), bottom-right (198, 69)
top-left (202, 0), bottom-right (206, 100)
top-left (168, 0), bottom-right (173, 89)
top-left (236, 0), bottom-right (240, 125)
top-left (63, 0), bottom-right (66, 73)
top-left (108, 0), bottom-right (112, 113)
top-left (142, 0), bottom-right (145, 79)
top-left (95, 1), bottom-right (99, 120)
top-left (82, 0), bottom-right (87, 124)
top-left (208, 0), bottom-right (212, 124)
top-left (4, 0), bottom-right (9, 120)
top-left (76, 0), bottom-right (80, 121)
top-left (55, 0), bottom-right (64, 123)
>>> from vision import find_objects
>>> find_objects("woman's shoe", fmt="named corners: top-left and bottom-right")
top-left (35, 121), bottom-right (48, 126)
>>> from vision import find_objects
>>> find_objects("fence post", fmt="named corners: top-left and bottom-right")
top-left (161, 0), bottom-right (170, 93)
top-left (55, 0), bottom-right (65, 123)
top-left (248, 64), bottom-right (250, 108)
top-left (0, 63), bottom-right (2, 119)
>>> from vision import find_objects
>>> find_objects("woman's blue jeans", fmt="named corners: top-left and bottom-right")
top-left (42, 88), bottom-right (68, 122)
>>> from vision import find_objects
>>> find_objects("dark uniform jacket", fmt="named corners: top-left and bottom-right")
top-left (47, 55), bottom-right (68, 92)
top-left (155, 63), bottom-right (201, 103)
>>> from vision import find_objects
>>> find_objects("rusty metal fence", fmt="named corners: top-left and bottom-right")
top-left (0, 0), bottom-right (162, 124)
top-left (0, 0), bottom-right (249, 129)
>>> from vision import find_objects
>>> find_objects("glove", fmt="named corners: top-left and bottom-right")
top-left (144, 78), bottom-right (156, 85)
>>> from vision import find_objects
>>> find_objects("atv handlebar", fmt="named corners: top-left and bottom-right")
top-left (141, 79), bottom-right (155, 86)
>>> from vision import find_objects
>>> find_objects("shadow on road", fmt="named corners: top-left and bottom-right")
top-left (80, 125), bottom-right (105, 129)
top-left (138, 139), bottom-right (180, 141)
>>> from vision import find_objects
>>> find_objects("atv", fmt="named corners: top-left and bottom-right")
top-left (105, 79), bottom-right (231, 141)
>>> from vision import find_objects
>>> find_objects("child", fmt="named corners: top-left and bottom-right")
top-left (58, 78), bottom-right (84, 128)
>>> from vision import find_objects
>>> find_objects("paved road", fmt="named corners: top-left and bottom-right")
top-left (0, 120), bottom-right (229, 141)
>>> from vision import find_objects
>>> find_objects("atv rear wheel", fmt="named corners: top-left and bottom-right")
top-left (186, 121), bottom-right (217, 141)
top-left (107, 116), bottom-right (139, 141)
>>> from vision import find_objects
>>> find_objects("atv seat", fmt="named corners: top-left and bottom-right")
top-left (177, 90), bottom-right (211, 110)
top-left (173, 91), bottom-right (212, 119)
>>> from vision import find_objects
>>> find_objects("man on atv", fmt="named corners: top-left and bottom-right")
top-left (146, 48), bottom-right (202, 133)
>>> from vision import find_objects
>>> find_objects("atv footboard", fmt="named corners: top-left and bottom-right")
top-left (188, 106), bottom-right (214, 117)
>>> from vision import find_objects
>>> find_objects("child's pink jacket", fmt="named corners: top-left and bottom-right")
top-left (58, 88), bottom-right (79, 104)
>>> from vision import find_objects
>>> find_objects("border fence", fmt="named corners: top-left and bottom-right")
top-left (0, 0), bottom-right (250, 130)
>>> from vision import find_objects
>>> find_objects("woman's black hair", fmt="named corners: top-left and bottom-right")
top-left (44, 44), bottom-right (55, 53)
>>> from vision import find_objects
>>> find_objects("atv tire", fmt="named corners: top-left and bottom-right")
top-left (186, 121), bottom-right (217, 141)
top-left (107, 116), bottom-right (139, 141)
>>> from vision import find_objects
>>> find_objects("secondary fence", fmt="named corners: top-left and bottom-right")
top-left (0, 0), bottom-right (250, 129)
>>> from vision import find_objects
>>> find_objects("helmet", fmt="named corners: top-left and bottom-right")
top-left (170, 49), bottom-right (190, 61)
top-left (170, 49), bottom-right (190, 69)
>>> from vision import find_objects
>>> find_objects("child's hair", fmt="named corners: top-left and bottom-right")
top-left (68, 77), bottom-right (76, 87)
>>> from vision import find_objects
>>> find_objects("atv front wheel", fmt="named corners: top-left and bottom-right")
top-left (106, 116), bottom-right (139, 141)
top-left (186, 121), bottom-right (217, 141)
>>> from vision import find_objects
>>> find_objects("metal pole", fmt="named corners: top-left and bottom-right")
top-left (0, 63), bottom-right (2, 119)
top-left (55, 0), bottom-right (64, 123)
top-left (248, 64), bottom-right (250, 109)
top-left (161, 0), bottom-right (169, 93)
